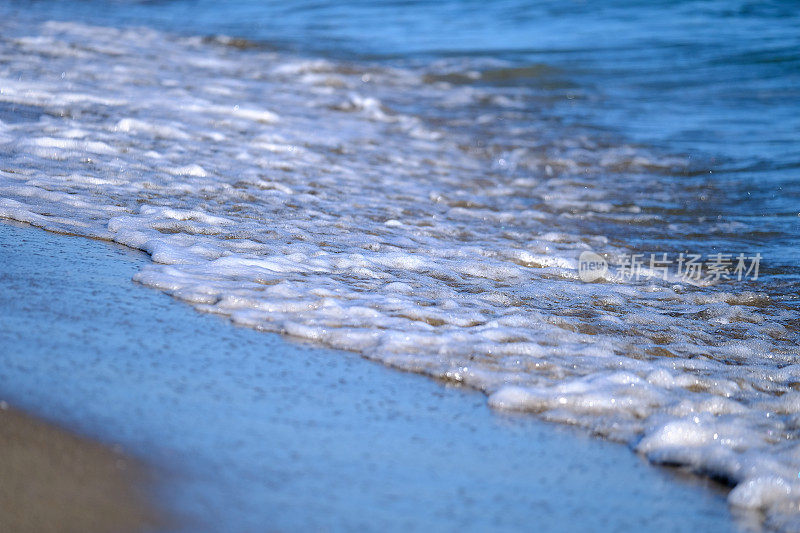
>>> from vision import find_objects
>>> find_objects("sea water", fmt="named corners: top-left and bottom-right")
top-left (0, 221), bottom-right (739, 532)
top-left (0, 1), bottom-right (797, 528)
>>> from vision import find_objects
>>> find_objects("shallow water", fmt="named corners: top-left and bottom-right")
top-left (0, 221), bottom-right (741, 531)
top-left (0, 1), bottom-right (798, 528)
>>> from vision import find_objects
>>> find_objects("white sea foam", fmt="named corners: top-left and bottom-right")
top-left (0, 19), bottom-right (798, 529)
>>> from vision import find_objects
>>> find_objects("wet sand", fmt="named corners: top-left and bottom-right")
top-left (0, 220), bottom-right (744, 532)
top-left (0, 405), bottom-right (159, 533)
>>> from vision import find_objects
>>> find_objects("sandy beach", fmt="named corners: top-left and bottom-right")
top-left (0, 405), bottom-right (160, 533)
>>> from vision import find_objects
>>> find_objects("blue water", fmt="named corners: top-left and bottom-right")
top-left (7, 0), bottom-right (799, 284)
top-left (0, 222), bottom-right (740, 531)
top-left (1, 2), bottom-right (799, 528)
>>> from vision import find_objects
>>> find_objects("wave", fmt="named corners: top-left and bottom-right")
top-left (1, 19), bottom-right (799, 530)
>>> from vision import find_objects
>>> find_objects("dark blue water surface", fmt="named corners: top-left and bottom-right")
top-left (4, 0), bottom-right (799, 289)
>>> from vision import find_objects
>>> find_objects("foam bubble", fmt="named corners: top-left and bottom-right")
top-left (0, 18), bottom-right (797, 529)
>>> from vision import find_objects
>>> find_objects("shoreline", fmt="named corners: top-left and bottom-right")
top-left (0, 220), bottom-right (746, 531)
top-left (0, 13), bottom-right (796, 528)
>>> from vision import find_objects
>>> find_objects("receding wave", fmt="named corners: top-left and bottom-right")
top-left (1, 19), bottom-right (799, 530)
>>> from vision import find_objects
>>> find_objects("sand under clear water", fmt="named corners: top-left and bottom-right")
top-left (0, 221), bottom-right (745, 531)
